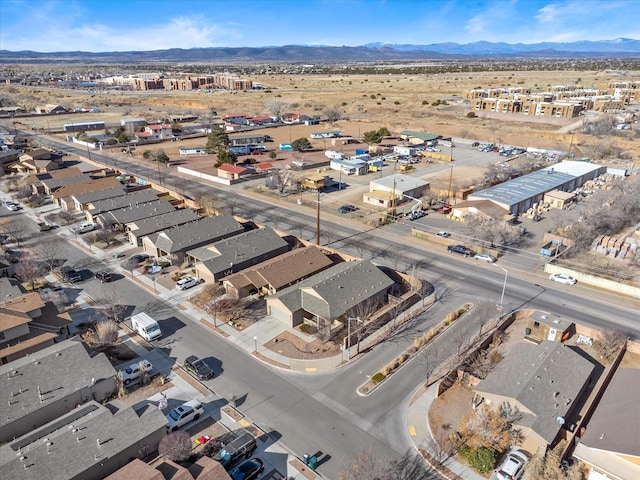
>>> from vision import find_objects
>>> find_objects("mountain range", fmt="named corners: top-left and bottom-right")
top-left (1, 39), bottom-right (639, 63)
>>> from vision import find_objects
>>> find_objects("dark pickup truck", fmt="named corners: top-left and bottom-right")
top-left (447, 245), bottom-right (475, 257)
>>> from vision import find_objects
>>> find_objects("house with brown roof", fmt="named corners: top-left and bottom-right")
top-left (0, 291), bottom-right (75, 364)
top-left (106, 456), bottom-right (231, 480)
top-left (28, 166), bottom-right (84, 194)
top-left (222, 245), bottom-right (335, 298)
top-left (11, 148), bottom-right (60, 174)
top-left (53, 176), bottom-right (122, 207)
top-left (217, 163), bottom-right (247, 180)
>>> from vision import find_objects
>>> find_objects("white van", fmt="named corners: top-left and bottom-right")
top-left (77, 222), bottom-right (96, 234)
top-left (130, 312), bottom-right (162, 341)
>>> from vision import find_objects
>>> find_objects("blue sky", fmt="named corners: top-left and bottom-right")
top-left (0, 0), bottom-right (637, 52)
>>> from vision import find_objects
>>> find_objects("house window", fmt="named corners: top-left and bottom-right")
top-left (533, 322), bottom-right (540, 329)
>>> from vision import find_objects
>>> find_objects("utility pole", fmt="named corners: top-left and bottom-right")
top-left (447, 159), bottom-right (454, 203)
top-left (315, 189), bottom-right (321, 245)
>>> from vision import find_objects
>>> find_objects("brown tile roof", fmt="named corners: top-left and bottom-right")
top-left (26, 166), bottom-right (84, 184)
top-left (0, 292), bottom-right (45, 314)
top-left (0, 310), bottom-right (32, 331)
top-left (53, 176), bottom-right (122, 200)
top-left (224, 246), bottom-right (334, 292)
top-left (188, 457), bottom-right (231, 480)
top-left (105, 459), bottom-right (164, 480)
top-left (0, 331), bottom-right (57, 358)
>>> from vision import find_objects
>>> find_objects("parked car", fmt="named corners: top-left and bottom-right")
top-left (213, 430), bottom-right (258, 467)
top-left (447, 245), bottom-right (475, 257)
top-left (165, 399), bottom-right (204, 432)
top-left (495, 449), bottom-right (528, 480)
top-left (129, 253), bottom-right (150, 264)
top-left (471, 142), bottom-right (480, 147)
top-left (120, 359), bottom-right (153, 386)
top-left (37, 221), bottom-right (53, 231)
top-left (436, 231), bottom-right (451, 238)
top-left (549, 273), bottom-right (577, 285)
top-left (474, 253), bottom-right (497, 263)
top-left (437, 205), bottom-right (452, 214)
top-left (407, 210), bottom-right (426, 221)
top-left (176, 276), bottom-right (199, 291)
top-left (184, 355), bottom-right (214, 381)
top-left (338, 204), bottom-right (357, 214)
top-left (229, 458), bottom-right (264, 480)
top-left (59, 266), bottom-right (82, 282)
top-left (95, 271), bottom-right (112, 283)
top-left (4, 201), bottom-right (20, 211)
top-left (77, 222), bottom-right (96, 234)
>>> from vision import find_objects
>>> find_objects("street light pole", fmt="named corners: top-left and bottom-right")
top-left (254, 336), bottom-right (258, 354)
top-left (347, 317), bottom-right (362, 361)
top-left (494, 264), bottom-right (508, 313)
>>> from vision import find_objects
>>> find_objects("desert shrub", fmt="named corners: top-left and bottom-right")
top-left (300, 324), bottom-right (312, 334)
top-left (459, 446), bottom-right (496, 474)
top-left (467, 112), bottom-right (477, 118)
top-left (371, 372), bottom-right (386, 383)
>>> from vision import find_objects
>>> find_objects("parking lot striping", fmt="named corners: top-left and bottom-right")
top-left (408, 424), bottom-right (417, 436)
top-left (238, 418), bottom-right (251, 428)
top-left (305, 367), bottom-right (317, 372)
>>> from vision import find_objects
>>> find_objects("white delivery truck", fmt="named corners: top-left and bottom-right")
top-left (130, 312), bottom-right (162, 341)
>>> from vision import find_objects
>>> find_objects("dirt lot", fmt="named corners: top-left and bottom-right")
top-left (6, 69), bottom-right (640, 165)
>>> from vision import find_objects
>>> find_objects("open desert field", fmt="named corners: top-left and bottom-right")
top-left (3, 68), bottom-right (640, 164)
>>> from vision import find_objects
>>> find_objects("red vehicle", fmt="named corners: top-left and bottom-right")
top-left (437, 205), bottom-right (452, 214)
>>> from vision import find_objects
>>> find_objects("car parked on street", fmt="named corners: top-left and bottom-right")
top-left (176, 276), bottom-right (199, 290)
top-left (436, 231), bottom-right (451, 238)
top-left (184, 355), bottom-right (214, 380)
top-left (447, 245), bottom-right (475, 257)
top-left (549, 273), bottom-right (577, 285)
top-left (229, 458), bottom-right (264, 480)
top-left (59, 266), bottom-right (82, 282)
top-left (474, 253), bottom-right (497, 263)
top-left (4, 201), bottom-right (20, 211)
top-left (95, 271), bottom-right (112, 282)
top-left (495, 449), bottom-right (528, 480)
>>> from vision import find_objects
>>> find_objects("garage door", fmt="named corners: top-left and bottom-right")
top-left (267, 303), bottom-right (291, 324)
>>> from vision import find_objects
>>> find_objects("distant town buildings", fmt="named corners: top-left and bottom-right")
top-left (98, 72), bottom-right (253, 91)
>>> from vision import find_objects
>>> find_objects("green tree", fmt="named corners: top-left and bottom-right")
top-left (215, 149), bottom-right (237, 167)
top-left (113, 126), bottom-right (130, 143)
top-left (291, 137), bottom-right (311, 152)
top-left (155, 149), bottom-right (169, 163)
top-left (363, 130), bottom-right (383, 145)
top-left (206, 125), bottom-right (229, 153)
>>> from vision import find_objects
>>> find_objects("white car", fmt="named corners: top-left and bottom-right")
top-left (495, 449), bottom-right (528, 480)
top-left (120, 359), bottom-right (153, 386)
top-left (165, 399), bottom-right (204, 432)
top-left (4, 201), bottom-right (19, 211)
top-left (436, 231), bottom-right (451, 238)
top-left (549, 273), bottom-right (577, 285)
top-left (474, 253), bottom-right (497, 263)
top-left (176, 276), bottom-right (199, 290)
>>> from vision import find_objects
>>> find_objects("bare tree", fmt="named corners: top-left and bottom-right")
top-left (93, 288), bottom-right (126, 322)
top-left (344, 235), bottom-right (372, 259)
top-left (0, 218), bottom-right (28, 247)
top-left (264, 99), bottom-right (290, 120)
top-left (526, 443), bottom-right (584, 480)
top-left (195, 192), bottom-right (224, 216)
top-left (323, 107), bottom-right (342, 122)
top-left (57, 210), bottom-right (76, 225)
top-left (459, 402), bottom-right (522, 453)
top-left (339, 449), bottom-right (439, 480)
top-left (31, 238), bottom-right (64, 272)
top-left (94, 225), bottom-right (119, 247)
top-left (423, 428), bottom-right (459, 465)
top-left (40, 288), bottom-right (69, 309)
top-left (594, 327), bottom-right (628, 361)
top-left (268, 167), bottom-right (296, 194)
top-left (158, 431), bottom-right (192, 462)
top-left (345, 297), bottom-right (381, 354)
top-left (14, 255), bottom-right (43, 290)
top-left (289, 220), bottom-right (308, 240)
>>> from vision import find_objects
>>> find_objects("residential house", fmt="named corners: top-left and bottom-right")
top-left (255, 163), bottom-right (275, 174)
top-left (266, 260), bottom-right (395, 328)
top-left (85, 189), bottom-right (161, 220)
top-left (0, 290), bottom-right (75, 365)
top-left (524, 311), bottom-right (572, 344)
top-left (97, 200), bottom-right (175, 231)
top-left (127, 209), bottom-right (200, 246)
top-left (29, 166), bottom-right (84, 193)
top-left (222, 245), bottom-right (334, 298)
top-left (70, 186), bottom-right (129, 212)
top-left (217, 163), bottom-right (247, 180)
top-left (53, 176), bottom-right (124, 208)
top-left (246, 115), bottom-right (275, 126)
top-left (188, 227), bottom-right (290, 283)
top-left (222, 113), bottom-right (248, 125)
top-left (106, 456), bottom-right (230, 480)
top-left (142, 215), bottom-right (245, 265)
top-left (0, 339), bottom-right (117, 443)
top-left (120, 117), bottom-right (146, 133)
top-left (281, 113), bottom-right (310, 124)
top-left (41, 173), bottom-right (92, 195)
top-left (143, 124), bottom-right (173, 141)
top-left (11, 148), bottom-right (60, 174)
top-left (301, 172), bottom-right (334, 190)
top-left (330, 158), bottom-right (368, 176)
top-left (0, 400), bottom-right (166, 480)
top-left (364, 174), bottom-right (430, 208)
top-left (573, 367), bottom-right (640, 480)
top-left (0, 149), bottom-right (20, 175)
top-left (228, 132), bottom-right (268, 146)
top-left (35, 104), bottom-right (67, 114)
top-left (473, 341), bottom-right (596, 451)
